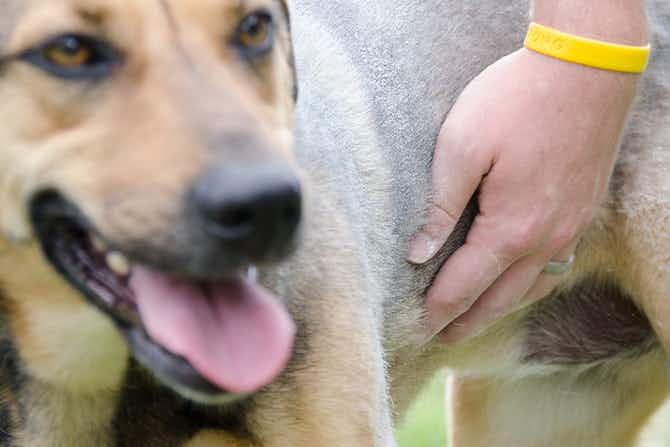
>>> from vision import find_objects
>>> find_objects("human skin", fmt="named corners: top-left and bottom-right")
top-left (408, 0), bottom-right (649, 342)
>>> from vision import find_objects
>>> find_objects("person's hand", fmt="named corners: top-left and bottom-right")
top-left (408, 48), bottom-right (640, 342)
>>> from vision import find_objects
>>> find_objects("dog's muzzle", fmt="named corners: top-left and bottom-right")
top-left (28, 162), bottom-right (302, 404)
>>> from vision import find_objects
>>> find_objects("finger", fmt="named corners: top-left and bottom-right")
top-left (438, 241), bottom-right (579, 343)
top-left (437, 254), bottom-right (547, 343)
top-left (407, 115), bottom-right (491, 264)
top-left (522, 240), bottom-right (580, 304)
top-left (424, 232), bottom-right (513, 338)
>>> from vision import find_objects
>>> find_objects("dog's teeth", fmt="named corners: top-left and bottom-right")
top-left (91, 235), bottom-right (109, 253)
top-left (247, 266), bottom-right (258, 282)
top-left (106, 252), bottom-right (130, 276)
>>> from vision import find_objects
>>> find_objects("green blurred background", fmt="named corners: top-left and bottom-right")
top-left (396, 373), bottom-right (448, 447)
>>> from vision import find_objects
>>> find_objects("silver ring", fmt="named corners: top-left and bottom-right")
top-left (543, 255), bottom-right (576, 275)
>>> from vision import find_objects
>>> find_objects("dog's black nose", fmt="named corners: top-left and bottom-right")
top-left (191, 162), bottom-right (302, 262)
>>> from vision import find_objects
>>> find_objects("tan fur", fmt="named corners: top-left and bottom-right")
top-left (0, 0), bottom-right (294, 241)
top-left (0, 241), bottom-right (129, 393)
top-left (186, 431), bottom-right (253, 447)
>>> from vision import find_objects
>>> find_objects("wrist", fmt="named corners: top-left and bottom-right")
top-left (520, 47), bottom-right (639, 85)
top-left (531, 0), bottom-right (649, 46)
top-left (516, 48), bottom-right (640, 117)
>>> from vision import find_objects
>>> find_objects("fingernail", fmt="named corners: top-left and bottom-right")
top-left (407, 232), bottom-right (439, 264)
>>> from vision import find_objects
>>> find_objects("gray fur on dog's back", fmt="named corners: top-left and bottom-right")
top-left (291, 0), bottom-right (527, 350)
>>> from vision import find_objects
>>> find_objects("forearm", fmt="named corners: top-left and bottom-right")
top-left (531, 0), bottom-right (649, 45)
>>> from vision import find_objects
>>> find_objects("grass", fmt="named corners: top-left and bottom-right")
top-left (396, 373), bottom-right (448, 447)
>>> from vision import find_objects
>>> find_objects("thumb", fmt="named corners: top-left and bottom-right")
top-left (407, 115), bottom-right (488, 264)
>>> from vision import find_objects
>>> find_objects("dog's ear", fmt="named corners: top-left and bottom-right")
top-left (277, 0), bottom-right (298, 102)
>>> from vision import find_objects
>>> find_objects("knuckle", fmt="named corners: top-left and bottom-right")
top-left (441, 297), bottom-right (472, 317)
top-left (429, 291), bottom-right (472, 319)
top-left (502, 217), bottom-right (543, 257)
top-left (440, 126), bottom-right (487, 164)
top-left (430, 203), bottom-right (460, 230)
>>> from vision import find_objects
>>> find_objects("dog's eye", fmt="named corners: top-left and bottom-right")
top-left (44, 36), bottom-right (93, 67)
top-left (20, 34), bottom-right (120, 80)
top-left (235, 11), bottom-right (274, 57)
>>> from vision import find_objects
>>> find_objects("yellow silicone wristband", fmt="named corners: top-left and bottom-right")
top-left (524, 22), bottom-right (651, 73)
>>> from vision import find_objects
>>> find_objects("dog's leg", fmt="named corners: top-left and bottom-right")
top-left (619, 183), bottom-right (670, 360)
top-left (450, 363), bottom-right (668, 447)
top-left (612, 8), bottom-right (670, 368)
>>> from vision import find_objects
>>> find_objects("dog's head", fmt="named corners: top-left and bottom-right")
top-left (0, 0), bottom-right (299, 403)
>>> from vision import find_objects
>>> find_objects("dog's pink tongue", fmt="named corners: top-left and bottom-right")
top-left (129, 267), bottom-right (295, 394)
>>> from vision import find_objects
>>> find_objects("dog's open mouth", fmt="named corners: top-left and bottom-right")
top-left (30, 191), bottom-right (295, 401)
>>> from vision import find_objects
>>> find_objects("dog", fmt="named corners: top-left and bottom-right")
top-left (0, 0), bottom-right (668, 446)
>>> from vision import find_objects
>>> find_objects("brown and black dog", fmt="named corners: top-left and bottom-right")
top-left (0, 0), bottom-right (669, 446)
